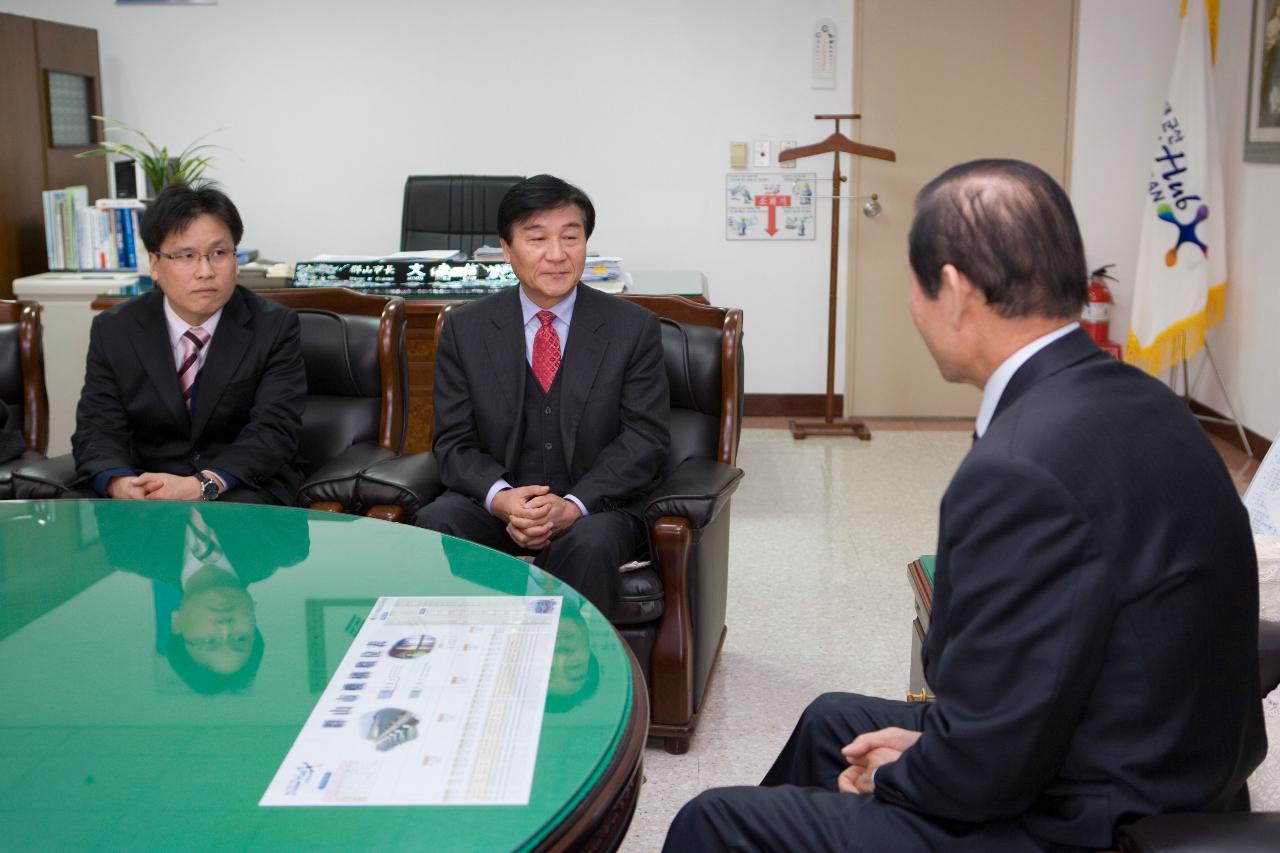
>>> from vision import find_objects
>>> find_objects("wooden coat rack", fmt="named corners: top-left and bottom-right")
top-left (778, 114), bottom-right (895, 440)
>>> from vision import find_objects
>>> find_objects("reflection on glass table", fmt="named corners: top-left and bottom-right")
top-left (0, 500), bottom-right (646, 851)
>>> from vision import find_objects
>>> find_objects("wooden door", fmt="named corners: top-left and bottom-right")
top-left (847, 0), bottom-right (1078, 416)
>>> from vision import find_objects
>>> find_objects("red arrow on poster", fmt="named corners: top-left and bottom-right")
top-left (754, 193), bottom-right (792, 236)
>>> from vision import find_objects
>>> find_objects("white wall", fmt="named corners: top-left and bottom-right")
top-left (2, 0), bottom-right (856, 395)
top-left (1072, 0), bottom-right (1280, 440)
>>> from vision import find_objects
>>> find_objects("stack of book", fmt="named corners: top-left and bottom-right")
top-left (41, 187), bottom-right (148, 273)
top-left (471, 245), bottom-right (506, 263)
top-left (582, 256), bottom-right (623, 284)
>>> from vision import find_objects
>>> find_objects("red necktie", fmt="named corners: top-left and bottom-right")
top-left (178, 326), bottom-right (210, 410)
top-left (532, 310), bottom-right (561, 392)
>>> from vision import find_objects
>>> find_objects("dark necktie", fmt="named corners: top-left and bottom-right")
top-left (532, 310), bottom-right (561, 392)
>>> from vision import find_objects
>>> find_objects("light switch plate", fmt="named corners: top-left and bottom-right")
top-left (779, 140), bottom-right (797, 168)
top-left (730, 141), bottom-right (748, 169)
top-left (754, 141), bottom-right (771, 168)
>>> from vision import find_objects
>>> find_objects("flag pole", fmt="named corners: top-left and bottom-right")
top-left (1169, 335), bottom-right (1253, 458)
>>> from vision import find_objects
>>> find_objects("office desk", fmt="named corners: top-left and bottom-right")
top-left (0, 500), bottom-right (646, 851)
top-left (85, 272), bottom-right (707, 452)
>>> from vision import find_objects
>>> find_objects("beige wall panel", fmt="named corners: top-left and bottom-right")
top-left (849, 0), bottom-right (1077, 417)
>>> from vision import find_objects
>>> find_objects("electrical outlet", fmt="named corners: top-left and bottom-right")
top-left (754, 141), bottom-right (771, 168)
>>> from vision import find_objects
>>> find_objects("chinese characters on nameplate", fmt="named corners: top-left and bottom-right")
top-left (261, 596), bottom-right (561, 807)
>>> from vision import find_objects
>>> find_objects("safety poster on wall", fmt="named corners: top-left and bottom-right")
top-left (725, 172), bottom-right (818, 240)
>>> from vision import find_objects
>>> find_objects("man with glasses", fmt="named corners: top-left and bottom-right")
top-left (72, 183), bottom-right (305, 504)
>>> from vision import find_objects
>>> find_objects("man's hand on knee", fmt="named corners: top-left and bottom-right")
top-left (493, 485), bottom-right (554, 549)
top-left (524, 493), bottom-right (582, 541)
top-left (495, 488), bottom-right (582, 550)
top-left (838, 727), bottom-right (921, 794)
top-left (106, 475), bottom-right (149, 500)
top-left (491, 485), bottom-right (550, 524)
top-left (134, 472), bottom-right (202, 501)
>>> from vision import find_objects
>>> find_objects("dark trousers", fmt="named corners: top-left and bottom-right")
top-left (663, 692), bottom-right (1043, 853)
top-left (413, 490), bottom-right (644, 617)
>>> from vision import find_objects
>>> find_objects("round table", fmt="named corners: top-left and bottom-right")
top-left (0, 500), bottom-right (646, 851)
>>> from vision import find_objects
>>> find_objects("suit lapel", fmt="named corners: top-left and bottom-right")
top-left (559, 285), bottom-right (607, 469)
top-left (992, 328), bottom-right (1106, 424)
top-left (482, 288), bottom-right (527, 467)
top-left (190, 288), bottom-right (253, 440)
top-left (130, 290), bottom-right (189, 431)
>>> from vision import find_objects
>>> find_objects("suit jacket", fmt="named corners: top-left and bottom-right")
top-left (72, 286), bottom-right (306, 505)
top-left (0, 405), bottom-right (25, 464)
top-left (874, 329), bottom-right (1266, 850)
top-left (431, 283), bottom-right (669, 513)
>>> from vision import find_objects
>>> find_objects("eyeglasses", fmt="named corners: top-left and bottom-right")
top-left (155, 248), bottom-right (237, 269)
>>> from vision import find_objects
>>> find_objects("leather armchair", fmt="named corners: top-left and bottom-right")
top-left (13, 287), bottom-right (407, 509)
top-left (0, 299), bottom-right (49, 498)
top-left (401, 175), bottom-right (524, 256)
top-left (356, 295), bottom-right (746, 754)
top-left (258, 288), bottom-right (407, 510)
top-left (1114, 619), bottom-right (1280, 852)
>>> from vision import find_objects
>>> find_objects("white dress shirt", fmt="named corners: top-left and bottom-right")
top-left (974, 322), bottom-right (1079, 439)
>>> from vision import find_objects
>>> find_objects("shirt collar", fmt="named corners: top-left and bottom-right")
top-left (518, 285), bottom-right (577, 328)
top-left (162, 295), bottom-right (223, 349)
top-left (975, 322), bottom-right (1078, 438)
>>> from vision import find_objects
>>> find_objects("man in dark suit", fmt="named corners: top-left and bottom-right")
top-left (665, 160), bottom-right (1266, 851)
top-left (72, 184), bottom-right (305, 505)
top-left (415, 175), bottom-right (669, 616)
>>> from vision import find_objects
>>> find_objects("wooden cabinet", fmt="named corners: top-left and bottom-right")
top-left (0, 13), bottom-right (106, 298)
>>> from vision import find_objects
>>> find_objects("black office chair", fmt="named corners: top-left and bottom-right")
top-left (400, 174), bottom-right (524, 256)
top-left (265, 288), bottom-right (408, 511)
top-left (0, 299), bottom-right (49, 498)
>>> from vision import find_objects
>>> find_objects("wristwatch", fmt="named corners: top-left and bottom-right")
top-left (194, 471), bottom-right (220, 501)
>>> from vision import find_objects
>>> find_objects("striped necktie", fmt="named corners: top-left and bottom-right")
top-left (178, 326), bottom-right (210, 411)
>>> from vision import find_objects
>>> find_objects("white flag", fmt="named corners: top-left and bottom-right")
top-left (1124, 0), bottom-right (1226, 376)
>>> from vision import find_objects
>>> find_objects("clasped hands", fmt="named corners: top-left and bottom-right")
top-left (837, 727), bottom-right (921, 795)
top-left (107, 472), bottom-right (210, 501)
top-left (491, 484), bottom-right (581, 550)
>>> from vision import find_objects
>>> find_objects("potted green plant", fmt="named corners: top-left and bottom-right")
top-left (75, 116), bottom-right (231, 196)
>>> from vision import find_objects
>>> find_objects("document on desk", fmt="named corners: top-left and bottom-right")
top-left (260, 595), bottom-right (561, 807)
top-left (1244, 430), bottom-right (1280, 535)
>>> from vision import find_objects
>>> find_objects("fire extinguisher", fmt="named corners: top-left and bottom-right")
top-left (1082, 264), bottom-right (1115, 346)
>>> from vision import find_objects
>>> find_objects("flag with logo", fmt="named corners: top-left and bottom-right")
top-left (1125, 0), bottom-right (1224, 376)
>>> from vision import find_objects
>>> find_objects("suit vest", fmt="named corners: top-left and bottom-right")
top-left (513, 364), bottom-right (572, 497)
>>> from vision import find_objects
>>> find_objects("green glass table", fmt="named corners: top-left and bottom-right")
top-left (0, 500), bottom-right (647, 851)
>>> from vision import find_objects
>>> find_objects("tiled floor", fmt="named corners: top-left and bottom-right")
top-left (620, 427), bottom-right (1279, 851)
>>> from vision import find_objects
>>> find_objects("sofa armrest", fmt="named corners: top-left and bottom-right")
top-left (356, 452), bottom-right (444, 521)
top-left (11, 453), bottom-right (78, 499)
top-left (1118, 812), bottom-right (1280, 853)
top-left (297, 443), bottom-right (397, 510)
top-left (644, 458), bottom-right (743, 529)
top-left (1260, 619), bottom-right (1280, 697)
top-left (0, 449), bottom-right (45, 499)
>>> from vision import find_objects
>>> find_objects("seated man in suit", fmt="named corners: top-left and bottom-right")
top-left (72, 184), bottom-right (305, 505)
top-left (665, 160), bottom-right (1266, 852)
top-left (415, 174), bottom-right (669, 617)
